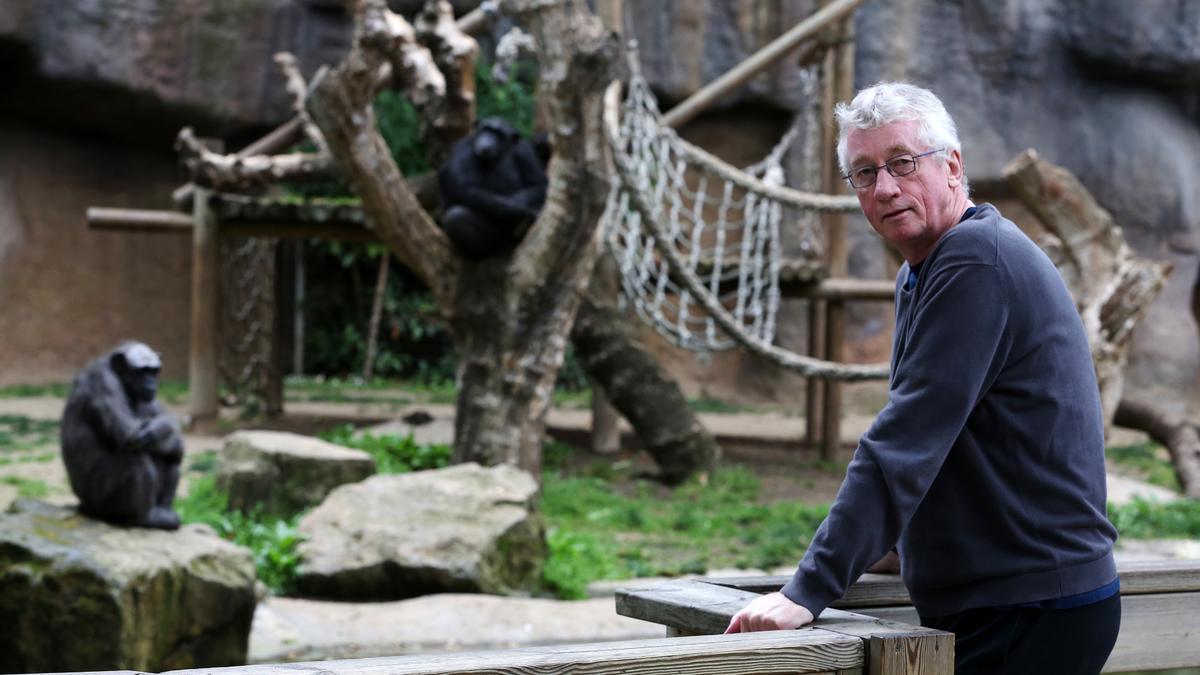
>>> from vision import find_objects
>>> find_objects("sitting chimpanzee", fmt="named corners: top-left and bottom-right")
top-left (438, 117), bottom-right (548, 260)
top-left (61, 342), bottom-right (184, 530)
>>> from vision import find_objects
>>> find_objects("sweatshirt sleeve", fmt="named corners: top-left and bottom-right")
top-left (781, 261), bottom-right (1010, 616)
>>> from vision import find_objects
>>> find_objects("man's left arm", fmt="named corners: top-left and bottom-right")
top-left (729, 262), bottom-right (1011, 630)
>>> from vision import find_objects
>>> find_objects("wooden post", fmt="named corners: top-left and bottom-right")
top-left (819, 13), bottom-right (855, 461)
top-left (806, 298), bottom-right (825, 447)
top-left (189, 188), bottom-right (220, 421)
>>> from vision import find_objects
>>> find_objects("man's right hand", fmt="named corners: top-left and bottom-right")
top-left (724, 592), bottom-right (815, 633)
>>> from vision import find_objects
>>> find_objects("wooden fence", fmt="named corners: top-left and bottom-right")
top-left (617, 558), bottom-right (1200, 673)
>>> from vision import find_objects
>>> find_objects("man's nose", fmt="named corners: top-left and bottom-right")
top-left (872, 169), bottom-right (901, 199)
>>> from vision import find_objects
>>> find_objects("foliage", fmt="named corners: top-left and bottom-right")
top-left (176, 475), bottom-right (304, 595)
top-left (1108, 497), bottom-right (1200, 539)
top-left (1106, 442), bottom-right (1181, 492)
top-left (319, 425), bottom-right (452, 474)
top-left (296, 57), bottom-right (539, 382)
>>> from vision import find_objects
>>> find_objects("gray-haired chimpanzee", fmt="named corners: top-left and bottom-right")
top-left (438, 116), bottom-right (548, 260)
top-left (60, 342), bottom-right (184, 530)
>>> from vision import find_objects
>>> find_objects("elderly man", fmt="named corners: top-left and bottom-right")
top-left (726, 82), bottom-right (1121, 674)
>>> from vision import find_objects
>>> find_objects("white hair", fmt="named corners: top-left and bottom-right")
top-left (835, 82), bottom-right (969, 196)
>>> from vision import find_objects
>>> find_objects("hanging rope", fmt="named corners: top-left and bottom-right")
top-left (602, 62), bottom-right (889, 381)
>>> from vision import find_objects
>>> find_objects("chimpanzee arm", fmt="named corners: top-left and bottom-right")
top-left (78, 366), bottom-right (144, 453)
top-left (462, 187), bottom-right (540, 222)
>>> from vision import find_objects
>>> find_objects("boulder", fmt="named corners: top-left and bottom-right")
top-left (216, 430), bottom-right (376, 518)
top-left (296, 463), bottom-right (545, 600)
top-left (0, 500), bottom-right (256, 673)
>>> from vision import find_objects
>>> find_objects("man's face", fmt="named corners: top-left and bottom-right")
top-left (845, 119), bottom-right (964, 263)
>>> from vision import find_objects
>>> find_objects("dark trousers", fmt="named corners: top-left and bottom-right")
top-left (921, 593), bottom-right (1121, 674)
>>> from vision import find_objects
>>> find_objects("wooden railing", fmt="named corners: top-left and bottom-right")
top-left (617, 558), bottom-right (1200, 673)
top-left (149, 608), bottom-right (948, 675)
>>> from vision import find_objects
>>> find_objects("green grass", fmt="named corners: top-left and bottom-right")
top-left (0, 382), bottom-right (70, 398)
top-left (1106, 442), bottom-right (1181, 492)
top-left (540, 464), bottom-right (829, 598)
top-left (0, 476), bottom-right (49, 498)
top-left (0, 415), bottom-right (59, 453)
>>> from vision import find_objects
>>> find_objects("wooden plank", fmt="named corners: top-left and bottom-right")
top-left (703, 559), bottom-right (1200, 607)
top-left (163, 630), bottom-right (864, 675)
top-left (857, 592), bottom-right (1200, 673)
top-left (821, 297), bottom-right (845, 461)
top-left (615, 578), bottom-right (761, 635)
top-left (188, 189), bottom-right (220, 420)
top-left (868, 631), bottom-right (953, 675)
top-left (1103, 591), bottom-right (1200, 672)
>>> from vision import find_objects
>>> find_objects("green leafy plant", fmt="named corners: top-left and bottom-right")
top-left (176, 476), bottom-right (304, 595)
top-left (319, 425), bottom-right (452, 474)
top-left (1108, 497), bottom-right (1200, 539)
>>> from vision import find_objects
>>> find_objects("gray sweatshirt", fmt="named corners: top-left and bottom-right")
top-left (781, 203), bottom-right (1117, 618)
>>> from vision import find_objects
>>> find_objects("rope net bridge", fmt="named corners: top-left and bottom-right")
top-left (602, 67), bottom-right (890, 382)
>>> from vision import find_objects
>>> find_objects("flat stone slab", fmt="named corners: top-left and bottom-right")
top-left (0, 500), bottom-right (256, 672)
top-left (248, 594), bottom-right (663, 663)
top-left (217, 430), bottom-right (376, 517)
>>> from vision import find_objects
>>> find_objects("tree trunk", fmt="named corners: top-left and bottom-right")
top-left (362, 253), bottom-right (390, 380)
top-left (308, 0), bottom-right (617, 477)
top-left (571, 257), bottom-right (721, 484)
top-left (1114, 398), bottom-right (1200, 499)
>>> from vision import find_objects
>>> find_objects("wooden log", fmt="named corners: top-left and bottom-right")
top-left (661, 0), bottom-right (868, 128)
top-left (86, 207), bottom-right (194, 232)
top-left (189, 189), bottom-right (220, 420)
top-left (162, 630), bottom-right (865, 675)
top-left (1115, 398), bottom-right (1200, 498)
top-left (1003, 149), bottom-right (1172, 432)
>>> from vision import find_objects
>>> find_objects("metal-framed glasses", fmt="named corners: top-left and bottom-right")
top-left (843, 148), bottom-right (946, 189)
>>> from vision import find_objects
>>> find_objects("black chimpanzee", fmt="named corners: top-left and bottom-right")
top-left (438, 116), bottom-right (548, 260)
top-left (60, 342), bottom-right (184, 530)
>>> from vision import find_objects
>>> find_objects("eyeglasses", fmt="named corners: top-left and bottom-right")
top-left (843, 148), bottom-right (946, 189)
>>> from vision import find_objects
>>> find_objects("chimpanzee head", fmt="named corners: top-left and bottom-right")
top-left (110, 342), bottom-right (162, 404)
top-left (472, 117), bottom-right (519, 165)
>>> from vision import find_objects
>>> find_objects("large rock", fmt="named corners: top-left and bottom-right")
top-left (0, 0), bottom-right (353, 145)
top-left (216, 430), bottom-right (376, 518)
top-left (296, 463), bottom-right (545, 600)
top-left (0, 500), bottom-right (257, 672)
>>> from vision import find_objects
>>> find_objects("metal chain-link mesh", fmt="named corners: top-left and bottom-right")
top-left (219, 236), bottom-right (276, 408)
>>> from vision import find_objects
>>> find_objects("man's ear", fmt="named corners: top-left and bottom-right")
top-left (946, 149), bottom-right (965, 187)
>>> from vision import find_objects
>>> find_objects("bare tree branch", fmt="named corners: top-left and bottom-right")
top-left (307, 0), bottom-right (460, 305)
top-left (175, 127), bottom-right (337, 191)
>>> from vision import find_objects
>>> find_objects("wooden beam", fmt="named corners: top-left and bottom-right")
top-left (162, 631), bottom-right (865, 675)
top-left (661, 0), bottom-right (867, 128)
top-left (188, 189), bottom-right (220, 421)
top-left (87, 207), bottom-right (194, 232)
top-left (702, 559), bottom-right (1200, 606)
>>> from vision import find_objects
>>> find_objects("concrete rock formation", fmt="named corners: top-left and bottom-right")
top-left (0, 0), bottom-right (352, 145)
top-left (296, 462), bottom-right (545, 600)
top-left (0, 500), bottom-right (257, 672)
top-left (216, 430), bottom-right (377, 517)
